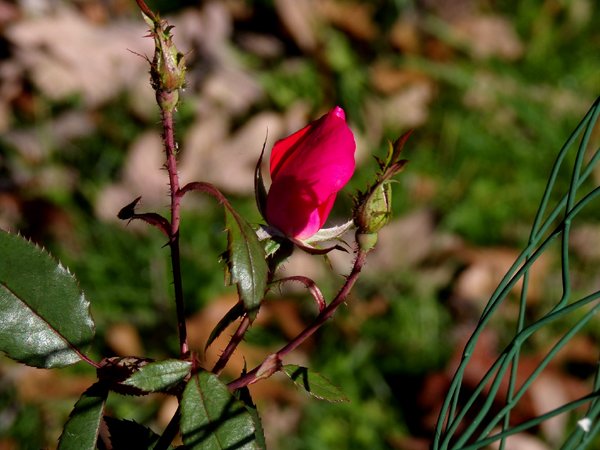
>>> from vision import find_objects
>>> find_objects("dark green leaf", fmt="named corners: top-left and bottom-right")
top-left (224, 209), bottom-right (268, 321)
top-left (253, 136), bottom-right (268, 221)
top-left (57, 383), bottom-right (107, 450)
top-left (282, 364), bottom-right (348, 402)
top-left (122, 359), bottom-right (191, 393)
top-left (205, 302), bottom-right (245, 352)
top-left (103, 417), bottom-right (168, 449)
top-left (236, 386), bottom-right (266, 450)
top-left (177, 183), bottom-right (269, 322)
top-left (181, 371), bottom-right (259, 450)
top-left (117, 196), bottom-right (141, 220)
top-left (0, 230), bottom-right (95, 368)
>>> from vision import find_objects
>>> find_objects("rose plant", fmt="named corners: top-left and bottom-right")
top-left (0, 2), bottom-right (409, 449)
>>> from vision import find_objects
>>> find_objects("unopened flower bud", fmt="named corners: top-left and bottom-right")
top-left (143, 13), bottom-right (186, 111)
top-left (264, 106), bottom-right (356, 239)
top-left (354, 181), bottom-right (392, 235)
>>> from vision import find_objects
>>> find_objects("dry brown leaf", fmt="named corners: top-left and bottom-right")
top-left (528, 373), bottom-right (569, 443)
top-left (452, 246), bottom-right (552, 309)
top-left (7, 6), bottom-right (151, 107)
top-left (95, 131), bottom-right (165, 222)
top-left (9, 365), bottom-right (95, 401)
top-left (0, 1), bottom-right (19, 26)
top-left (365, 209), bottom-right (437, 272)
top-left (388, 435), bottom-right (430, 450)
top-left (453, 14), bottom-right (524, 61)
top-left (274, 0), bottom-right (321, 52)
top-left (318, 0), bottom-right (377, 41)
top-left (570, 224), bottom-right (600, 262)
top-left (420, 0), bottom-right (474, 21)
top-left (186, 294), bottom-right (309, 380)
top-left (0, 439), bottom-right (17, 450)
top-left (364, 80), bottom-right (435, 132)
top-left (181, 106), bottom-right (313, 195)
top-left (236, 32), bottom-right (285, 59)
top-left (488, 433), bottom-right (550, 450)
top-left (277, 249), bottom-right (328, 285)
top-left (181, 111), bottom-right (281, 195)
top-left (105, 322), bottom-right (144, 357)
top-left (389, 17), bottom-right (421, 54)
top-left (370, 63), bottom-right (431, 95)
top-left (0, 194), bottom-right (20, 231)
top-left (201, 65), bottom-right (264, 116)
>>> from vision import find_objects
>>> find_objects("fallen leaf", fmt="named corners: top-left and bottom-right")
top-left (7, 6), bottom-right (151, 107)
top-left (318, 0), bottom-right (377, 41)
top-left (105, 323), bottom-right (144, 357)
top-left (453, 14), bottom-right (524, 61)
top-left (274, 0), bottom-right (321, 52)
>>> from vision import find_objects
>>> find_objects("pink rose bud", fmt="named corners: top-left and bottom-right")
top-left (265, 106), bottom-right (356, 239)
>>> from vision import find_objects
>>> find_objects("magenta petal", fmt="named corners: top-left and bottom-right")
top-left (270, 122), bottom-right (313, 180)
top-left (265, 106), bottom-right (356, 239)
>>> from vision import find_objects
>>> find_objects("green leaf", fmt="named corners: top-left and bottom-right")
top-left (177, 182), bottom-right (269, 322)
top-left (122, 359), bottom-right (191, 393)
top-left (236, 386), bottom-right (266, 450)
top-left (205, 302), bottom-right (245, 352)
top-left (57, 384), bottom-right (107, 450)
top-left (253, 135), bottom-right (268, 221)
top-left (103, 417), bottom-right (168, 449)
top-left (181, 371), bottom-right (259, 450)
top-left (0, 230), bottom-right (95, 368)
top-left (224, 209), bottom-right (268, 321)
top-left (282, 364), bottom-right (348, 402)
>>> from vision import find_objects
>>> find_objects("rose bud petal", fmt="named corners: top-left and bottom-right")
top-left (265, 106), bottom-right (356, 239)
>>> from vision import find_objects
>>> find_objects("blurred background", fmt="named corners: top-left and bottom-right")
top-left (0, 0), bottom-right (599, 448)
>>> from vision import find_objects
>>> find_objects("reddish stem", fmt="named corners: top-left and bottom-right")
top-left (161, 108), bottom-right (188, 358)
top-left (271, 276), bottom-right (326, 312)
top-left (227, 247), bottom-right (368, 390)
top-left (135, 0), bottom-right (157, 21)
top-left (212, 315), bottom-right (252, 375)
top-left (74, 348), bottom-right (100, 368)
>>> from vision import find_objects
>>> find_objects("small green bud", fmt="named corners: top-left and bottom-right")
top-left (145, 16), bottom-right (186, 111)
top-left (151, 27), bottom-right (186, 91)
top-left (354, 181), bottom-right (392, 235)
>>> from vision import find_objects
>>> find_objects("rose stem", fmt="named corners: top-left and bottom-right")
top-left (212, 315), bottom-right (252, 375)
top-left (153, 406), bottom-right (181, 450)
top-left (161, 106), bottom-right (188, 358)
top-left (134, 0), bottom-right (156, 21)
top-left (227, 246), bottom-right (368, 391)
